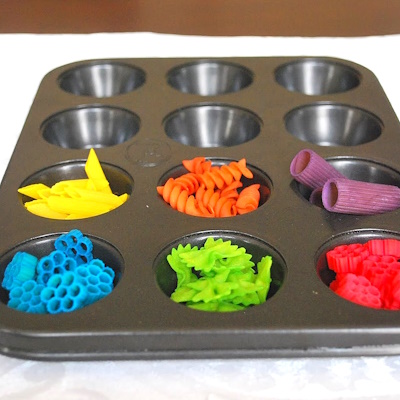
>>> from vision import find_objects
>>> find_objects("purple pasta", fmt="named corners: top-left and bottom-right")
top-left (290, 149), bottom-right (345, 190)
top-left (322, 178), bottom-right (400, 215)
top-left (309, 187), bottom-right (323, 207)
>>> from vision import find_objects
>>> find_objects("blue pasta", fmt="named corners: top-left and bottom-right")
top-left (2, 252), bottom-right (38, 291)
top-left (37, 250), bottom-right (78, 285)
top-left (41, 272), bottom-right (88, 314)
top-left (8, 280), bottom-right (46, 314)
top-left (2, 229), bottom-right (115, 314)
top-left (55, 229), bottom-right (93, 265)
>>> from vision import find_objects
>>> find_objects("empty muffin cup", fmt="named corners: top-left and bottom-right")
top-left (164, 104), bottom-right (261, 147)
top-left (42, 106), bottom-right (140, 149)
top-left (275, 59), bottom-right (360, 95)
top-left (167, 61), bottom-right (253, 96)
top-left (285, 103), bottom-right (382, 146)
top-left (58, 62), bottom-right (145, 97)
top-left (154, 230), bottom-right (286, 311)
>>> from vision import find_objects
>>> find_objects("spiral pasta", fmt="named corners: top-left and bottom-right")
top-left (157, 157), bottom-right (261, 218)
top-left (236, 184), bottom-right (261, 215)
top-left (157, 178), bottom-right (188, 213)
top-left (182, 157), bottom-right (212, 174)
top-left (197, 159), bottom-right (253, 190)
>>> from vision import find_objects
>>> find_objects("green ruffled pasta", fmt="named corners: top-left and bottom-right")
top-left (167, 244), bottom-right (198, 289)
top-left (166, 238), bottom-right (273, 312)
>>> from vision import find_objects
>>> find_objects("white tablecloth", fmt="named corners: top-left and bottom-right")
top-left (1, 32), bottom-right (400, 399)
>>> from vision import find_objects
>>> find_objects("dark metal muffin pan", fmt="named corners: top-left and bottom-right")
top-left (1, 56), bottom-right (400, 360)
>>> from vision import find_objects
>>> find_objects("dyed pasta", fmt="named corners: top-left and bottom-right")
top-left (326, 239), bottom-right (400, 310)
top-left (196, 159), bottom-right (253, 190)
top-left (182, 157), bottom-right (212, 174)
top-left (290, 149), bottom-right (344, 190)
top-left (290, 149), bottom-right (400, 215)
top-left (166, 237), bottom-right (274, 312)
top-left (309, 187), bottom-right (323, 207)
top-left (322, 178), bottom-right (400, 215)
top-left (236, 184), bottom-right (260, 215)
top-left (157, 157), bottom-right (261, 217)
top-left (195, 181), bottom-right (242, 217)
top-left (2, 229), bottom-right (115, 314)
top-left (19, 149), bottom-right (129, 219)
top-left (85, 148), bottom-right (112, 193)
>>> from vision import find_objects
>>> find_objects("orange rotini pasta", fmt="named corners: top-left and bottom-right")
top-left (157, 158), bottom-right (261, 218)
top-left (236, 184), bottom-right (261, 215)
top-left (182, 157), bottom-right (212, 174)
top-left (196, 159), bottom-right (253, 190)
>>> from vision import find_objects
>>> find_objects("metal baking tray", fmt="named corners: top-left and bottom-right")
top-left (1, 56), bottom-right (400, 360)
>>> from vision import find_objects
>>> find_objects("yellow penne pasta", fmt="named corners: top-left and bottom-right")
top-left (65, 211), bottom-right (108, 219)
top-left (50, 179), bottom-right (91, 194)
top-left (85, 179), bottom-right (97, 191)
top-left (25, 200), bottom-right (69, 220)
top-left (118, 193), bottom-right (129, 203)
top-left (24, 199), bottom-right (47, 206)
top-left (85, 148), bottom-right (112, 193)
top-left (64, 187), bottom-right (126, 207)
top-left (88, 178), bottom-right (111, 193)
top-left (47, 196), bottom-right (112, 216)
top-left (65, 214), bottom-right (85, 220)
top-left (18, 183), bottom-right (51, 199)
top-left (19, 149), bottom-right (129, 220)
top-left (37, 188), bottom-right (51, 199)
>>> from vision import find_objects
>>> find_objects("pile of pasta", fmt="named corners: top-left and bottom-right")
top-left (157, 157), bottom-right (260, 217)
top-left (327, 239), bottom-right (400, 310)
top-left (167, 237), bottom-right (273, 312)
top-left (19, 149), bottom-right (129, 220)
top-left (290, 148), bottom-right (400, 215)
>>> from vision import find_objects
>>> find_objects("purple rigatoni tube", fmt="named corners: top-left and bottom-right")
top-left (290, 149), bottom-right (345, 190)
top-left (309, 187), bottom-right (323, 207)
top-left (322, 178), bottom-right (400, 215)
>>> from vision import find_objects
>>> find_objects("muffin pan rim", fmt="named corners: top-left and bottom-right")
top-left (1, 55), bottom-right (400, 359)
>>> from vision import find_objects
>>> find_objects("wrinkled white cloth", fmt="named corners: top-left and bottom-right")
top-left (1, 32), bottom-right (400, 399)
top-left (1, 357), bottom-right (400, 399)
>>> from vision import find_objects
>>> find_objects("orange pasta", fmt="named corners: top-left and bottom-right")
top-left (236, 184), bottom-right (261, 215)
top-left (221, 181), bottom-right (243, 198)
top-left (197, 159), bottom-right (253, 190)
top-left (157, 178), bottom-right (188, 212)
top-left (195, 181), bottom-right (241, 216)
top-left (157, 158), bottom-right (260, 218)
top-left (182, 157), bottom-right (212, 174)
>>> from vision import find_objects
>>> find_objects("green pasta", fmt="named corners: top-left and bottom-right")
top-left (166, 237), bottom-right (273, 312)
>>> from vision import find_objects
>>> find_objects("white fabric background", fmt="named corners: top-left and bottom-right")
top-left (1, 33), bottom-right (400, 399)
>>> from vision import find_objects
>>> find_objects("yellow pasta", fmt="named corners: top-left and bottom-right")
top-left (18, 183), bottom-right (51, 199)
top-left (47, 196), bottom-right (112, 216)
top-left (85, 148), bottom-right (112, 194)
top-left (50, 179), bottom-right (91, 196)
top-left (64, 187), bottom-right (127, 207)
top-left (25, 200), bottom-right (69, 220)
top-left (19, 149), bottom-right (129, 220)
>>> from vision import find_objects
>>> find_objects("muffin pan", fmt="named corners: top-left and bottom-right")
top-left (1, 56), bottom-right (400, 360)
